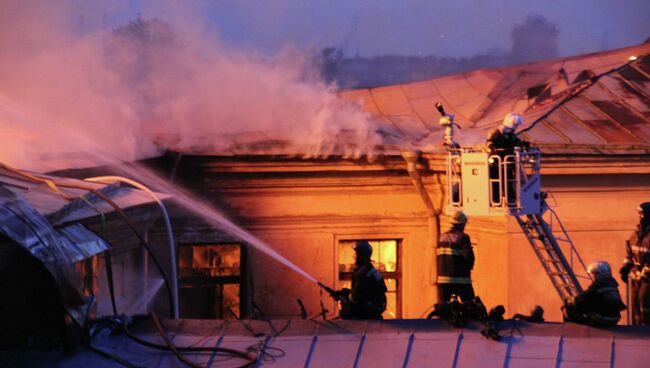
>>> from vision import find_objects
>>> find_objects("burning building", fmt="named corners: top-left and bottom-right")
top-left (1, 35), bottom-right (650, 367)
top-left (131, 41), bottom-right (650, 324)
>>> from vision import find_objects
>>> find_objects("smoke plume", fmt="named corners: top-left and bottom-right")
top-left (0, 2), bottom-right (380, 173)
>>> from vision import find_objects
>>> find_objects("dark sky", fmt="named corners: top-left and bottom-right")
top-left (106, 0), bottom-right (650, 58)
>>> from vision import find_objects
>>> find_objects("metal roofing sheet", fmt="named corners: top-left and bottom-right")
top-left (308, 334), bottom-right (361, 368)
top-left (614, 339), bottom-right (650, 366)
top-left (401, 80), bottom-right (439, 100)
top-left (409, 96), bottom-right (443, 126)
top-left (518, 121), bottom-right (568, 144)
top-left (150, 43), bottom-right (650, 157)
top-left (597, 75), bottom-right (650, 114)
top-left (406, 331), bottom-right (459, 366)
top-left (369, 86), bottom-right (412, 116)
top-left (356, 333), bottom-right (411, 367)
top-left (590, 106), bottom-right (648, 138)
top-left (561, 336), bottom-right (612, 365)
top-left (456, 333), bottom-right (509, 367)
top-left (507, 335), bottom-right (558, 363)
top-left (0, 168), bottom-right (170, 225)
top-left (544, 109), bottom-right (605, 144)
top-left (637, 56), bottom-right (650, 75)
top-left (337, 43), bottom-right (650, 155)
top-left (6, 319), bottom-right (650, 367)
top-left (265, 336), bottom-right (314, 367)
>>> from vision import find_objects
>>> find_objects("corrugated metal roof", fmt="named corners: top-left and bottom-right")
top-left (5, 319), bottom-right (650, 367)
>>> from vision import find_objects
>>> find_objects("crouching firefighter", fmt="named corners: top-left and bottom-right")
top-left (437, 210), bottom-right (475, 302)
top-left (620, 202), bottom-right (650, 325)
top-left (563, 261), bottom-right (626, 326)
top-left (321, 241), bottom-right (387, 319)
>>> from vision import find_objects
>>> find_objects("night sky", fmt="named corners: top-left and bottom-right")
top-left (91, 0), bottom-right (650, 58)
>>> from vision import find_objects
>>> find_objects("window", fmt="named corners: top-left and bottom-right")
top-left (178, 243), bottom-right (244, 319)
top-left (338, 240), bottom-right (401, 319)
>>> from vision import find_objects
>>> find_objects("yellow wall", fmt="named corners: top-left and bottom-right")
top-left (168, 157), bottom-right (443, 319)
top-left (503, 174), bottom-right (650, 322)
top-left (165, 157), bottom-right (650, 323)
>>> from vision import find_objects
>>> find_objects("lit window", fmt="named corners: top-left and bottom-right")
top-left (178, 243), bottom-right (244, 319)
top-left (338, 240), bottom-right (400, 319)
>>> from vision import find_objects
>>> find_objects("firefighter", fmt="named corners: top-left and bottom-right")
top-left (485, 113), bottom-right (529, 154)
top-left (563, 261), bottom-right (626, 326)
top-left (437, 210), bottom-right (475, 303)
top-left (620, 202), bottom-right (650, 325)
top-left (337, 241), bottom-right (387, 320)
top-left (486, 113), bottom-right (530, 205)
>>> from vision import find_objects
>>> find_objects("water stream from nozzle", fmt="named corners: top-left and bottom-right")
top-left (115, 163), bottom-right (319, 284)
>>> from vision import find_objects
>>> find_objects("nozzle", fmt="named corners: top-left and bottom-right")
top-left (317, 281), bottom-right (336, 296)
top-left (435, 102), bottom-right (446, 116)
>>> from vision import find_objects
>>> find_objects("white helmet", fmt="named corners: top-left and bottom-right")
top-left (502, 113), bottom-right (523, 130)
top-left (438, 115), bottom-right (454, 127)
top-left (587, 261), bottom-right (612, 280)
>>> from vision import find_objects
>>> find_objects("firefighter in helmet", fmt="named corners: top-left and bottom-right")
top-left (486, 113), bottom-right (530, 205)
top-left (620, 202), bottom-right (650, 324)
top-left (563, 261), bottom-right (626, 326)
top-left (485, 113), bottom-right (529, 154)
top-left (336, 241), bottom-right (388, 320)
top-left (437, 210), bottom-right (475, 302)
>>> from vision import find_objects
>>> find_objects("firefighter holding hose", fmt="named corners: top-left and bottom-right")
top-left (321, 241), bottom-right (387, 319)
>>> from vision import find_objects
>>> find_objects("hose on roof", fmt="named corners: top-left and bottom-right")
top-left (0, 162), bottom-right (260, 367)
top-left (84, 175), bottom-right (179, 319)
top-left (0, 162), bottom-right (174, 319)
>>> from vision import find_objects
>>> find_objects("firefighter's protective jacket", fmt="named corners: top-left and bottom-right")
top-left (486, 128), bottom-right (528, 154)
top-left (340, 263), bottom-right (387, 319)
top-left (572, 276), bottom-right (626, 325)
top-left (437, 228), bottom-right (474, 285)
top-left (622, 224), bottom-right (650, 281)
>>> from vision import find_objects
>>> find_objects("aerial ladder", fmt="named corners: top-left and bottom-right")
top-left (439, 104), bottom-right (591, 302)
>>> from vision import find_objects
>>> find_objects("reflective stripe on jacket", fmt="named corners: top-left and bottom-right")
top-left (436, 276), bottom-right (472, 284)
top-left (436, 228), bottom-right (474, 284)
top-left (625, 225), bottom-right (650, 276)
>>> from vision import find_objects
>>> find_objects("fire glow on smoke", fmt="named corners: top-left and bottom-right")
top-left (0, 2), bottom-right (380, 173)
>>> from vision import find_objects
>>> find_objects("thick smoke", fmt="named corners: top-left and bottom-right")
top-left (0, 2), bottom-right (380, 173)
top-left (320, 14), bottom-right (561, 88)
top-left (510, 15), bottom-right (559, 64)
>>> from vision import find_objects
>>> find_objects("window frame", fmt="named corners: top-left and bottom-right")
top-left (336, 238), bottom-right (402, 319)
top-left (177, 242), bottom-right (247, 319)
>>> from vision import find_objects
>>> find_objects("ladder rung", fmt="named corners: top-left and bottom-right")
top-left (535, 246), bottom-right (553, 251)
top-left (549, 272), bottom-right (569, 276)
top-left (557, 284), bottom-right (577, 290)
top-left (542, 259), bottom-right (562, 263)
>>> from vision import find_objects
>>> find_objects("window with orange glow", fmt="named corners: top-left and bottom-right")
top-left (338, 240), bottom-right (400, 319)
top-left (178, 243), bottom-right (243, 319)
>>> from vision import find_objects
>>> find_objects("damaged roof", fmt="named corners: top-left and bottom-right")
top-left (159, 42), bottom-right (650, 157)
top-left (339, 42), bottom-right (650, 155)
top-left (0, 166), bottom-right (172, 326)
top-left (0, 167), bottom-right (170, 226)
top-left (5, 318), bottom-right (650, 367)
